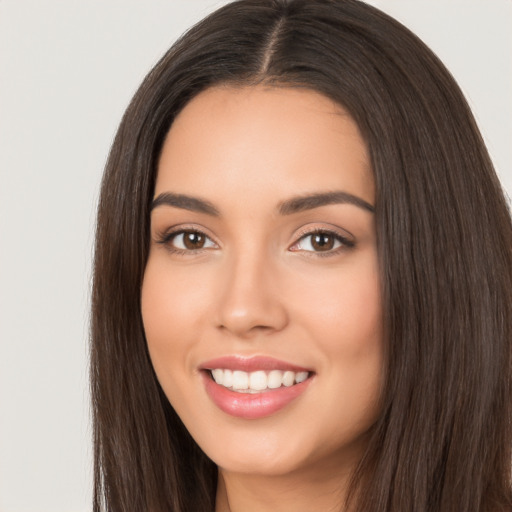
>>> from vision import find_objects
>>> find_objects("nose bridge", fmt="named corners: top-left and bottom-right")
top-left (215, 242), bottom-right (288, 336)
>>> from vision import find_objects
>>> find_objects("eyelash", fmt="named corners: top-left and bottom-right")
top-left (156, 226), bottom-right (218, 256)
top-left (156, 227), bottom-right (355, 257)
top-left (290, 228), bottom-right (355, 257)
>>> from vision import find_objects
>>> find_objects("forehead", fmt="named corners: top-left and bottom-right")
top-left (155, 85), bottom-right (374, 208)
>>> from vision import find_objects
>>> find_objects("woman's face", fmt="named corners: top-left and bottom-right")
top-left (141, 85), bottom-right (383, 477)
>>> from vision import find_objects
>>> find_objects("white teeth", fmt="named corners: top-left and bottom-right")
top-left (267, 370), bottom-right (283, 389)
top-left (249, 370), bottom-right (267, 391)
top-left (209, 368), bottom-right (310, 392)
top-left (282, 371), bottom-right (295, 387)
top-left (223, 369), bottom-right (233, 388)
top-left (232, 370), bottom-right (249, 390)
top-left (295, 371), bottom-right (308, 383)
top-left (211, 369), bottom-right (223, 384)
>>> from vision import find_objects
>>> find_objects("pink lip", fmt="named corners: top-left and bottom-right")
top-left (199, 355), bottom-right (311, 373)
top-left (199, 356), bottom-right (314, 420)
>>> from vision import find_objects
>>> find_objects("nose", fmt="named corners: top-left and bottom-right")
top-left (215, 251), bottom-right (289, 338)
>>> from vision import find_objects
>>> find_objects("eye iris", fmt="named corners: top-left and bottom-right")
top-left (183, 232), bottom-right (205, 249)
top-left (311, 233), bottom-right (334, 251)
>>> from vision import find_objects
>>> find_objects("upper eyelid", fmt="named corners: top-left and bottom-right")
top-left (293, 224), bottom-right (355, 242)
top-left (291, 230), bottom-right (353, 248)
top-left (156, 228), bottom-right (219, 255)
top-left (152, 227), bottom-right (219, 255)
top-left (155, 224), bottom-right (218, 241)
top-left (153, 223), bottom-right (355, 249)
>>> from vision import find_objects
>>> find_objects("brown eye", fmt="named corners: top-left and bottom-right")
top-left (310, 233), bottom-right (335, 251)
top-left (183, 231), bottom-right (206, 249)
top-left (290, 230), bottom-right (354, 254)
top-left (166, 230), bottom-right (217, 251)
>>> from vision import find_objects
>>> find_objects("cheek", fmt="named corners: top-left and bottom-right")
top-left (290, 255), bottom-right (382, 352)
top-left (325, 269), bottom-right (382, 386)
top-left (326, 273), bottom-right (382, 357)
top-left (287, 255), bottom-right (383, 415)
top-left (140, 256), bottom-right (210, 380)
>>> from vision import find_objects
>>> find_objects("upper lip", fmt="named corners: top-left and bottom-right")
top-left (199, 355), bottom-right (312, 373)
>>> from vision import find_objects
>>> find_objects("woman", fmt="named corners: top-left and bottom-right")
top-left (90, 0), bottom-right (512, 510)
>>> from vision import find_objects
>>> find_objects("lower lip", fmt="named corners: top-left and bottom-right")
top-left (202, 372), bottom-right (313, 419)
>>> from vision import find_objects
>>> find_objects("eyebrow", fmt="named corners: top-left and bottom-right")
top-left (278, 191), bottom-right (374, 215)
top-left (150, 190), bottom-right (375, 216)
top-left (151, 192), bottom-right (220, 216)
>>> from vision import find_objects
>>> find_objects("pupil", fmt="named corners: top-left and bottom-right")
top-left (312, 233), bottom-right (334, 251)
top-left (184, 232), bottom-right (204, 249)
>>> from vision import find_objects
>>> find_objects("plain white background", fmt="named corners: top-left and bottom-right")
top-left (0, 1), bottom-right (510, 510)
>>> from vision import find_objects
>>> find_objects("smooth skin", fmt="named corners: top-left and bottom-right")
top-left (141, 85), bottom-right (383, 512)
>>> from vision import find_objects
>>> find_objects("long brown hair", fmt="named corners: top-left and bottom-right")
top-left (91, 1), bottom-right (512, 510)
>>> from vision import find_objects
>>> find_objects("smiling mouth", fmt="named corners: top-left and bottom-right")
top-left (201, 358), bottom-right (315, 418)
top-left (208, 369), bottom-right (311, 393)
